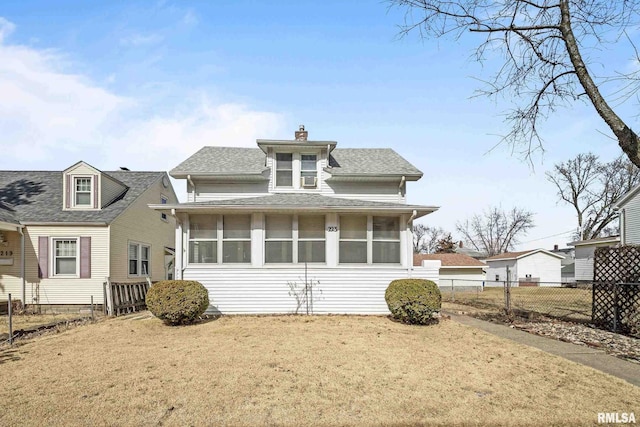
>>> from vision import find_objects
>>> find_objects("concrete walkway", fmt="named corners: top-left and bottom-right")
top-left (446, 312), bottom-right (640, 387)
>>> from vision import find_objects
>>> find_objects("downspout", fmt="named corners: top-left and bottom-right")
top-left (398, 175), bottom-right (406, 201)
top-left (407, 210), bottom-right (417, 278)
top-left (17, 226), bottom-right (25, 309)
top-left (187, 175), bottom-right (196, 202)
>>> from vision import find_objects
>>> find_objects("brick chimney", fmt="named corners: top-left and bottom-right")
top-left (295, 125), bottom-right (308, 141)
top-left (553, 244), bottom-right (559, 251)
top-left (459, 241), bottom-right (464, 248)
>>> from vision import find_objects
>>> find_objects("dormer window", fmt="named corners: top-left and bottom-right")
top-left (275, 153), bottom-right (293, 187)
top-left (301, 154), bottom-right (317, 187)
top-left (74, 177), bottom-right (92, 207)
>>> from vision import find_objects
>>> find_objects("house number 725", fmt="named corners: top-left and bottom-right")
top-left (327, 226), bottom-right (338, 232)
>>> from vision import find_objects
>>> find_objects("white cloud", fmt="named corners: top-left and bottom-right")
top-left (0, 17), bottom-right (286, 175)
top-left (119, 32), bottom-right (164, 47)
top-left (0, 17), bottom-right (15, 43)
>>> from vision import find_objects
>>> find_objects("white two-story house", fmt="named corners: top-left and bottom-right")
top-left (155, 126), bottom-right (438, 314)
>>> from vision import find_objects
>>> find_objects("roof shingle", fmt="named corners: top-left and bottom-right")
top-left (413, 253), bottom-right (486, 267)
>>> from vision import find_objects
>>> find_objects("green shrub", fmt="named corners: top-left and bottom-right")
top-left (385, 279), bottom-right (441, 325)
top-left (146, 280), bottom-right (210, 325)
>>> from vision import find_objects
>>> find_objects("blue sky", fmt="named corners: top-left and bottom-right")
top-left (1, 1), bottom-right (636, 251)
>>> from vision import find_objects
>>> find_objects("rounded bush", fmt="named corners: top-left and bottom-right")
top-left (146, 280), bottom-right (210, 325)
top-left (385, 279), bottom-right (441, 325)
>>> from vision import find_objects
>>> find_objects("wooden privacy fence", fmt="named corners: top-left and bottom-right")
top-left (104, 278), bottom-right (151, 316)
top-left (593, 246), bottom-right (640, 335)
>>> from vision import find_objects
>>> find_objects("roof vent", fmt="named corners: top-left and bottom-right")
top-left (295, 125), bottom-right (308, 141)
top-left (120, 167), bottom-right (130, 171)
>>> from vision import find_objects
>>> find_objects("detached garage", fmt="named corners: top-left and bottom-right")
top-left (484, 249), bottom-right (564, 287)
top-left (414, 253), bottom-right (486, 289)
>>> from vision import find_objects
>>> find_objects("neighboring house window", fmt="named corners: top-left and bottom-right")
top-left (189, 215), bottom-right (218, 263)
top-left (74, 177), bottom-right (92, 206)
top-left (129, 242), bottom-right (151, 276)
top-left (339, 216), bottom-right (368, 263)
top-left (298, 215), bottom-right (325, 263)
top-left (495, 275), bottom-right (500, 281)
top-left (372, 216), bottom-right (400, 263)
top-left (300, 154), bottom-right (318, 187)
top-left (161, 195), bottom-right (168, 221)
top-left (53, 239), bottom-right (77, 275)
top-left (275, 153), bottom-right (293, 187)
top-left (222, 215), bottom-right (251, 263)
top-left (265, 214), bottom-right (293, 263)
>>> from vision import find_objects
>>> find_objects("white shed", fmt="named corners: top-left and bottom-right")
top-left (484, 249), bottom-right (564, 287)
top-left (568, 236), bottom-right (620, 283)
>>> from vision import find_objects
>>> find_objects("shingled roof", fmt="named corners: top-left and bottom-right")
top-left (169, 147), bottom-right (422, 179)
top-left (0, 170), bottom-right (165, 224)
top-left (413, 253), bottom-right (486, 267)
top-left (0, 201), bottom-right (19, 225)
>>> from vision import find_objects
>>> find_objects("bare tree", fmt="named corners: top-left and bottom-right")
top-left (413, 223), bottom-right (449, 253)
top-left (547, 153), bottom-right (640, 239)
top-left (456, 207), bottom-right (535, 256)
top-left (390, 0), bottom-right (640, 167)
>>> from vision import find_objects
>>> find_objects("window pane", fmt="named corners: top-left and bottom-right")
top-left (373, 216), bottom-right (400, 240)
top-left (299, 241), bottom-right (325, 263)
top-left (129, 244), bottom-right (138, 260)
top-left (301, 154), bottom-right (316, 171)
top-left (76, 178), bottom-right (91, 191)
top-left (129, 259), bottom-right (138, 275)
top-left (76, 192), bottom-right (91, 205)
top-left (339, 241), bottom-right (367, 263)
top-left (56, 240), bottom-right (77, 257)
top-left (141, 246), bottom-right (149, 261)
top-left (340, 216), bottom-right (367, 240)
top-left (265, 241), bottom-right (292, 263)
top-left (223, 215), bottom-right (251, 239)
top-left (299, 215), bottom-right (325, 239)
top-left (373, 242), bottom-right (400, 263)
top-left (57, 258), bottom-right (76, 275)
top-left (276, 153), bottom-right (293, 169)
top-left (189, 241), bottom-right (217, 263)
top-left (265, 215), bottom-right (292, 239)
top-left (223, 241), bottom-right (251, 263)
top-left (276, 170), bottom-right (293, 186)
top-left (190, 215), bottom-right (218, 239)
top-left (141, 260), bottom-right (149, 275)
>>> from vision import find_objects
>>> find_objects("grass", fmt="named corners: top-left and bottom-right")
top-left (0, 312), bottom-right (92, 336)
top-left (0, 313), bottom-right (638, 426)
top-left (447, 287), bottom-right (593, 321)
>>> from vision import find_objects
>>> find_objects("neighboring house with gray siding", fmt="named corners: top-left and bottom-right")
top-left (152, 126), bottom-right (439, 314)
top-left (567, 236), bottom-right (620, 283)
top-left (615, 183), bottom-right (640, 245)
top-left (0, 161), bottom-right (177, 309)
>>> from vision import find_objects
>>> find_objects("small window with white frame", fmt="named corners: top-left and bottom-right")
top-left (129, 242), bottom-right (151, 276)
top-left (275, 153), bottom-right (293, 187)
top-left (300, 154), bottom-right (318, 188)
top-left (74, 177), bottom-right (92, 207)
top-left (188, 215), bottom-right (218, 264)
top-left (339, 215), bottom-right (368, 264)
top-left (265, 214), bottom-right (293, 263)
top-left (160, 195), bottom-right (168, 221)
top-left (222, 215), bottom-right (251, 263)
top-left (53, 238), bottom-right (78, 276)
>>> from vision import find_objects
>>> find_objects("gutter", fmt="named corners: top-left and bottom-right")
top-left (170, 208), bottom-right (184, 279)
top-left (407, 209), bottom-right (417, 278)
top-left (17, 226), bottom-right (25, 309)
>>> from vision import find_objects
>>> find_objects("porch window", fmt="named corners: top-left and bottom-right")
top-left (298, 215), bottom-right (325, 263)
top-left (74, 177), bottom-right (92, 206)
top-left (189, 214), bottom-right (218, 263)
top-left (339, 216), bottom-right (367, 263)
top-left (265, 214), bottom-right (293, 263)
top-left (275, 153), bottom-right (293, 187)
top-left (223, 215), bottom-right (251, 263)
top-left (53, 239), bottom-right (77, 275)
top-left (372, 216), bottom-right (400, 263)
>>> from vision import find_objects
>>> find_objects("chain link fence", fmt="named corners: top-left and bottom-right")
top-left (441, 280), bottom-right (593, 322)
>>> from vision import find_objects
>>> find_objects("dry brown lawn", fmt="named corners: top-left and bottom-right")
top-left (450, 287), bottom-right (592, 321)
top-left (0, 313), bottom-right (638, 426)
top-left (0, 312), bottom-right (91, 336)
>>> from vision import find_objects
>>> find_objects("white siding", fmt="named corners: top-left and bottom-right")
top-left (321, 181), bottom-right (405, 203)
top-left (484, 260), bottom-right (517, 287)
top-left (0, 226), bottom-right (110, 305)
top-left (110, 176), bottom-right (178, 282)
top-left (192, 181), bottom-right (270, 202)
top-left (622, 193), bottom-right (640, 244)
top-left (516, 252), bottom-right (561, 285)
top-left (438, 269), bottom-right (486, 286)
top-left (0, 230), bottom-right (24, 304)
top-left (183, 266), bottom-right (438, 315)
top-left (574, 242), bottom-right (617, 282)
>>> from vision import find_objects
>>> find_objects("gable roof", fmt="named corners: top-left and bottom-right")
top-left (614, 182), bottom-right (640, 209)
top-left (0, 170), bottom-right (165, 224)
top-left (413, 253), bottom-right (486, 267)
top-left (169, 147), bottom-right (422, 179)
top-left (485, 249), bottom-right (565, 262)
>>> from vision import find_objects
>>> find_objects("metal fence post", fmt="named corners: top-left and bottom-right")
top-left (451, 279), bottom-right (455, 302)
top-left (505, 268), bottom-right (512, 315)
top-left (90, 295), bottom-right (94, 320)
top-left (8, 293), bottom-right (13, 345)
